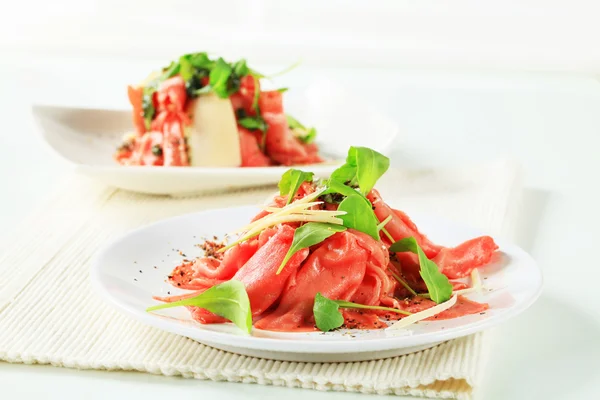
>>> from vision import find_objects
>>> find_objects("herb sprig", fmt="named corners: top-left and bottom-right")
top-left (238, 116), bottom-right (268, 132)
top-left (287, 115), bottom-right (318, 144)
top-left (330, 146), bottom-right (389, 195)
top-left (318, 147), bottom-right (390, 239)
top-left (313, 293), bottom-right (411, 332)
top-left (337, 195), bottom-right (380, 240)
top-left (138, 52), bottom-right (315, 145)
top-left (389, 237), bottom-right (453, 304)
top-left (218, 147), bottom-right (389, 274)
top-left (140, 52), bottom-right (256, 128)
top-left (278, 169), bottom-right (315, 205)
top-left (146, 280), bottom-right (252, 334)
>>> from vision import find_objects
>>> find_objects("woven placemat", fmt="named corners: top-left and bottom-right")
top-left (0, 160), bottom-right (521, 399)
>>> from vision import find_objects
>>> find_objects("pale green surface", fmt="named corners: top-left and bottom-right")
top-left (1, 59), bottom-right (600, 399)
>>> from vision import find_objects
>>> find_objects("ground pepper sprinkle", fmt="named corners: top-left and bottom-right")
top-left (197, 239), bottom-right (226, 259)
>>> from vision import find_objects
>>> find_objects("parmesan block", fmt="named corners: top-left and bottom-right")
top-left (185, 93), bottom-right (242, 167)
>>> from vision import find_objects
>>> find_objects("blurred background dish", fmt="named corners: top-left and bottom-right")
top-left (31, 79), bottom-right (399, 195)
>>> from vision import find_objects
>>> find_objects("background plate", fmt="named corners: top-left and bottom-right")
top-left (32, 79), bottom-right (398, 196)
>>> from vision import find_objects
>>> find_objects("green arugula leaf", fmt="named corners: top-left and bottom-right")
top-left (322, 175), bottom-right (384, 240)
top-left (278, 169), bottom-right (314, 205)
top-left (319, 181), bottom-right (351, 204)
top-left (141, 53), bottom-right (300, 130)
top-left (329, 147), bottom-right (389, 195)
top-left (179, 54), bottom-right (212, 97)
top-left (252, 75), bottom-right (261, 113)
top-left (244, 75), bottom-right (266, 149)
top-left (323, 177), bottom-right (360, 198)
top-left (286, 115), bottom-right (318, 144)
top-left (146, 280), bottom-right (252, 334)
top-left (179, 55), bottom-right (195, 82)
top-left (313, 293), bottom-right (411, 332)
top-left (313, 293), bottom-right (345, 332)
top-left (330, 164), bottom-right (357, 185)
top-left (286, 114), bottom-right (305, 130)
top-left (142, 53), bottom-right (259, 125)
top-left (355, 147), bottom-right (390, 195)
top-left (238, 116), bottom-right (268, 132)
top-left (276, 87), bottom-right (289, 93)
top-left (389, 237), bottom-right (453, 304)
top-left (209, 58), bottom-right (234, 98)
top-left (277, 222), bottom-right (347, 275)
top-left (320, 178), bottom-right (374, 209)
top-left (142, 87), bottom-right (156, 131)
top-left (330, 146), bottom-right (358, 184)
top-left (300, 127), bottom-right (317, 144)
top-left (337, 195), bottom-right (380, 240)
top-left (188, 52), bottom-right (214, 70)
top-left (161, 61), bottom-right (181, 79)
top-left (232, 59), bottom-right (249, 77)
top-left (325, 179), bottom-right (380, 213)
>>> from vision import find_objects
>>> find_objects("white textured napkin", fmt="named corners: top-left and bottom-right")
top-left (0, 160), bottom-right (521, 399)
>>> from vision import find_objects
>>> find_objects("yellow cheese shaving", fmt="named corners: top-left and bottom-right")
top-left (232, 187), bottom-right (331, 235)
top-left (218, 188), bottom-right (344, 253)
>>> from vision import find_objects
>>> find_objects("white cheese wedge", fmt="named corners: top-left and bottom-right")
top-left (185, 93), bottom-right (242, 167)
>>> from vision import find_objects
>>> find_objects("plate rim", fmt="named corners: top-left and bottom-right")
top-left (91, 205), bottom-right (543, 354)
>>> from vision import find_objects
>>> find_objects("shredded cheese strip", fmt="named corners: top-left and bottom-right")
top-left (387, 295), bottom-right (458, 330)
top-left (234, 186), bottom-right (329, 234)
top-left (381, 227), bottom-right (395, 242)
top-left (242, 214), bottom-right (343, 239)
top-left (377, 214), bottom-right (393, 231)
top-left (219, 186), bottom-right (337, 253)
top-left (234, 201), bottom-right (323, 233)
top-left (269, 201), bottom-right (324, 212)
top-left (219, 214), bottom-right (344, 253)
top-left (471, 268), bottom-right (482, 293)
top-left (447, 287), bottom-right (478, 296)
top-left (263, 207), bottom-right (347, 216)
top-left (295, 186), bottom-right (327, 204)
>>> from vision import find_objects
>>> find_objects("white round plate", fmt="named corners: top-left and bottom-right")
top-left (91, 206), bottom-right (542, 362)
top-left (91, 203), bottom-right (542, 362)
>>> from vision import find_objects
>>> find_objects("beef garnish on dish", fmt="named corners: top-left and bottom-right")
top-left (147, 146), bottom-right (499, 334)
top-left (115, 53), bottom-right (322, 167)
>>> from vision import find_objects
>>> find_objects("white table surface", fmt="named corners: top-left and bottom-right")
top-left (0, 57), bottom-right (599, 399)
